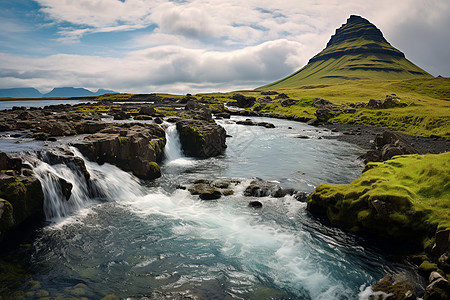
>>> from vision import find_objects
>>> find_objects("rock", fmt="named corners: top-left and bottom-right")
top-left (74, 124), bottom-right (166, 180)
top-left (0, 154), bottom-right (45, 241)
top-left (188, 183), bottom-right (221, 200)
top-left (58, 177), bottom-right (73, 201)
top-left (243, 179), bottom-right (292, 198)
top-left (229, 94), bottom-right (256, 108)
top-left (438, 252), bottom-right (450, 273)
top-left (176, 120), bottom-right (227, 158)
top-left (306, 118), bottom-right (321, 126)
top-left (431, 229), bottom-right (450, 257)
top-left (139, 106), bottom-right (156, 116)
top-left (280, 99), bottom-right (298, 107)
top-left (367, 95), bottom-right (408, 109)
top-left (0, 152), bottom-right (22, 172)
top-left (154, 117), bottom-right (163, 124)
top-left (294, 191), bottom-right (308, 202)
top-left (371, 274), bottom-right (416, 300)
top-left (248, 201), bottom-right (263, 208)
top-left (424, 271), bottom-right (450, 300)
top-left (257, 122), bottom-right (275, 128)
top-left (274, 93), bottom-right (289, 99)
top-left (360, 131), bottom-right (418, 163)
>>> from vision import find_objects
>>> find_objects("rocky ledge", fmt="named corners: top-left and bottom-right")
top-left (176, 119), bottom-right (227, 158)
top-left (0, 152), bottom-right (44, 242)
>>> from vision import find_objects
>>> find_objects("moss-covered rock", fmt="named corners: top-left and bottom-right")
top-left (75, 124), bottom-right (166, 181)
top-left (307, 152), bottom-right (450, 247)
top-left (371, 273), bottom-right (416, 300)
top-left (176, 120), bottom-right (226, 158)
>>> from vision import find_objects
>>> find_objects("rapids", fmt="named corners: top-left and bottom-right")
top-left (0, 116), bottom-right (416, 299)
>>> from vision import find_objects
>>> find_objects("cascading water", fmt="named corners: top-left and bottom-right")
top-left (26, 151), bottom-right (91, 221)
top-left (0, 117), bottom-right (417, 299)
top-left (162, 123), bottom-right (193, 166)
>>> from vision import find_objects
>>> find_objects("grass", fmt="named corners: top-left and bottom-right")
top-left (307, 152), bottom-right (450, 244)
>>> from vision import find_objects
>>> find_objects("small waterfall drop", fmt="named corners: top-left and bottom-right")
top-left (163, 124), bottom-right (192, 166)
top-left (28, 151), bottom-right (91, 221)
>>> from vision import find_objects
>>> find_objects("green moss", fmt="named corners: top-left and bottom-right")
top-left (117, 136), bottom-right (128, 147)
top-left (419, 261), bottom-right (438, 276)
top-left (146, 162), bottom-right (161, 180)
top-left (307, 152), bottom-right (450, 246)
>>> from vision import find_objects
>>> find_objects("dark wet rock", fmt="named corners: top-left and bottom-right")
top-left (0, 153), bottom-right (45, 241)
top-left (176, 120), bottom-right (226, 158)
top-left (248, 201), bottom-right (263, 208)
top-left (236, 119), bottom-right (275, 128)
top-left (424, 271), bottom-right (450, 300)
top-left (58, 177), bottom-right (73, 201)
top-left (154, 117), bottom-right (163, 124)
top-left (360, 131), bottom-right (418, 163)
top-left (295, 135), bottom-right (310, 139)
top-left (244, 179), bottom-right (294, 198)
top-left (185, 100), bottom-right (213, 121)
top-left (188, 183), bottom-right (221, 200)
top-left (431, 229), bottom-right (450, 257)
top-left (371, 273), bottom-right (416, 300)
top-left (294, 191), bottom-right (308, 202)
top-left (74, 124), bottom-right (166, 180)
top-left (39, 148), bottom-right (91, 182)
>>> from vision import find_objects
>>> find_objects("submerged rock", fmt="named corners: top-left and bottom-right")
top-left (248, 201), bottom-right (263, 208)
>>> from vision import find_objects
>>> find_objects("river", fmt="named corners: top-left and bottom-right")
top-left (0, 116), bottom-right (415, 299)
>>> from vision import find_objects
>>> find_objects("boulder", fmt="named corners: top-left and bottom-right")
top-left (367, 95), bottom-right (408, 109)
top-left (360, 131), bottom-right (418, 163)
top-left (431, 230), bottom-right (450, 257)
top-left (371, 273), bottom-right (416, 300)
top-left (0, 153), bottom-right (45, 241)
top-left (248, 201), bottom-right (263, 208)
top-left (243, 179), bottom-right (294, 198)
top-left (229, 94), bottom-right (256, 108)
top-left (188, 183), bottom-right (222, 200)
top-left (176, 120), bottom-right (227, 158)
top-left (424, 271), bottom-right (450, 300)
top-left (74, 124), bottom-right (166, 180)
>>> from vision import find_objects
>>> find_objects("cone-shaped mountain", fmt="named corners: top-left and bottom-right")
top-left (261, 15), bottom-right (432, 89)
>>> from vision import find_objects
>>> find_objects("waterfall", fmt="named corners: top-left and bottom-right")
top-left (28, 151), bottom-right (91, 221)
top-left (163, 124), bottom-right (192, 166)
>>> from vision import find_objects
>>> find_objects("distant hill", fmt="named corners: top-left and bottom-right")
top-left (0, 87), bottom-right (116, 98)
top-left (260, 15), bottom-right (432, 89)
top-left (0, 88), bottom-right (43, 98)
top-left (43, 87), bottom-right (116, 98)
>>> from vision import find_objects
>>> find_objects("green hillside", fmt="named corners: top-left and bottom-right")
top-left (261, 15), bottom-right (432, 89)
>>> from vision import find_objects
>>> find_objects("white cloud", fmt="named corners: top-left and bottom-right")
top-left (1, 0), bottom-right (448, 94)
top-left (0, 39), bottom-right (305, 93)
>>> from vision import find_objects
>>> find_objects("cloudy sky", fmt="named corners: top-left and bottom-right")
top-left (0, 0), bottom-right (449, 94)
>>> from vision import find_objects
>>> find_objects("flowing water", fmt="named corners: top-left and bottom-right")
top-left (0, 116), bottom-right (415, 299)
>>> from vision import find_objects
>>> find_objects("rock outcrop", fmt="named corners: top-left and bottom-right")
top-left (0, 152), bottom-right (45, 241)
top-left (75, 123), bottom-right (166, 180)
top-left (176, 120), bottom-right (227, 158)
top-left (360, 131), bottom-right (417, 163)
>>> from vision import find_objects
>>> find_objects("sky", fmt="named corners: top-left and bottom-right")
top-left (0, 0), bottom-right (449, 94)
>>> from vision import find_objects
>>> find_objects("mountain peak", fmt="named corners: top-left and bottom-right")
top-left (260, 15), bottom-right (431, 89)
top-left (326, 15), bottom-right (387, 48)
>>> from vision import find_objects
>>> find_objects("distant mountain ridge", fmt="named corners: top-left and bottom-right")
top-left (0, 87), bottom-right (116, 98)
top-left (261, 15), bottom-right (432, 89)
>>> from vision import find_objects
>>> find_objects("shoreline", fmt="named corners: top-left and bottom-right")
top-left (321, 123), bottom-right (450, 155)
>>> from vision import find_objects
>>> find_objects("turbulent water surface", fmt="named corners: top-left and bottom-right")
top-left (0, 116), bottom-right (415, 299)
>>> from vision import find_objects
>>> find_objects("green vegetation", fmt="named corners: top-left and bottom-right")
top-left (307, 152), bottom-right (450, 246)
top-left (117, 136), bottom-right (128, 147)
top-left (95, 93), bottom-right (132, 101)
